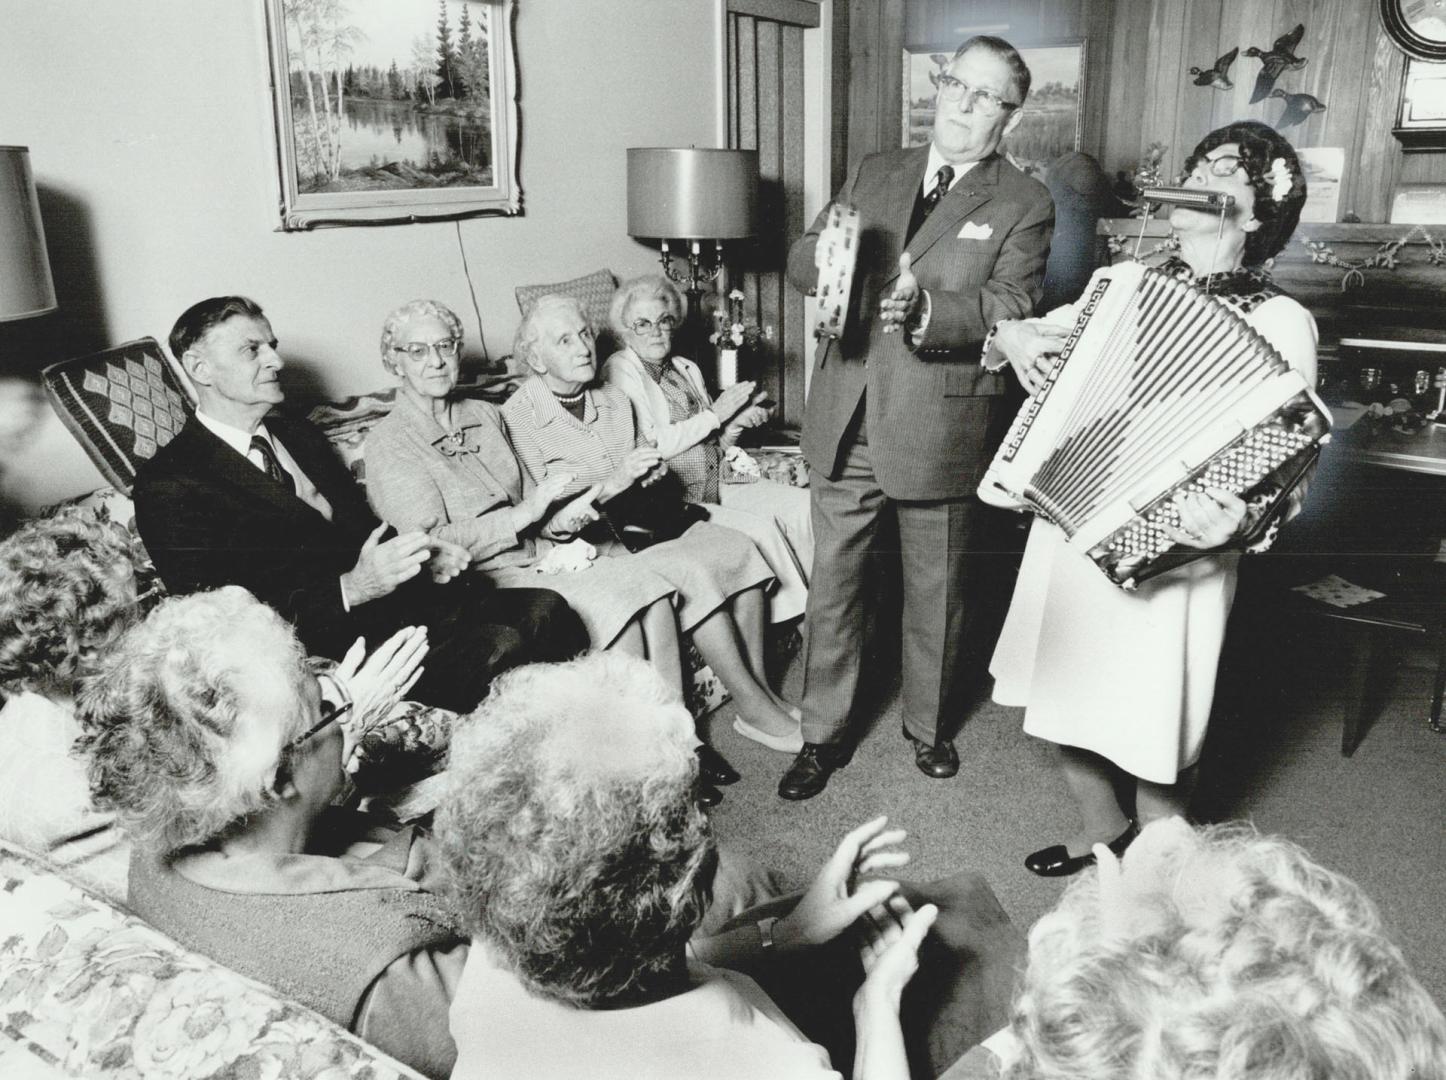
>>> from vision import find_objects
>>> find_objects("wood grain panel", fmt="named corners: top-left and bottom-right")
top-left (1358, 28), bottom-right (1407, 223)
top-left (781, 22), bottom-right (807, 421)
top-left (1141, 1), bottom-right (1188, 159)
top-left (1102, 0), bottom-right (1153, 174)
top-left (1177, 0), bottom-right (1224, 159)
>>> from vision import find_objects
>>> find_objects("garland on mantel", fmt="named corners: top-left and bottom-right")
top-left (1301, 225), bottom-right (1446, 291)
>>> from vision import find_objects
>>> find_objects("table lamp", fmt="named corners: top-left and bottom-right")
top-left (626, 148), bottom-right (759, 296)
top-left (0, 146), bottom-right (57, 326)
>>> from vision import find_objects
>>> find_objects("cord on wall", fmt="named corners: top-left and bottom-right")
top-left (455, 221), bottom-right (492, 368)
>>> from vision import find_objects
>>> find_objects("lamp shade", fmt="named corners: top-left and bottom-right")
top-left (627, 148), bottom-right (759, 240)
top-left (0, 147), bottom-right (56, 323)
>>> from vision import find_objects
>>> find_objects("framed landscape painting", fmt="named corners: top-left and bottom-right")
top-left (264, 0), bottom-right (519, 229)
top-left (902, 42), bottom-right (1085, 178)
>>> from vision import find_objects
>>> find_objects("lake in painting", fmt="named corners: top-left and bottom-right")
top-left (282, 0), bottom-right (494, 194)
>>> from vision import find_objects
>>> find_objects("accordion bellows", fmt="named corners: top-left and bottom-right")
top-left (979, 262), bottom-right (1331, 589)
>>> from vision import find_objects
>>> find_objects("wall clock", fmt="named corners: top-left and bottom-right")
top-left (1381, 0), bottom-right (1446, 61)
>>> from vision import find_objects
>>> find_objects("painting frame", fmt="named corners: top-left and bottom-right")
top-left (1393, 57), bottom-right (1446, 150)
top-left (902, 41), bottom-right (1086, 177)
top-left (263, 0), bottom-right (521, 230)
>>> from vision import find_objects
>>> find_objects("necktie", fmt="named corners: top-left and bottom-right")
top-left (249, 434), bottom-right (295, 494)
top-left (923, 164), bottom-right (955, 216)
top-left (906, 164), bottom-right (955, 243)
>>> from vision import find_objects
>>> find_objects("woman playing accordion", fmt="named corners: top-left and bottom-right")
top-left (984, 120), bottom-right (1316, 878)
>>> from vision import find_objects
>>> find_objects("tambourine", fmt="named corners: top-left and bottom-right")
top-left (812, 203), bottom-right (860, 341)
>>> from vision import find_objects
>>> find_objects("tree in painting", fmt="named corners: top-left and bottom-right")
top-left (283, 0), bottom-right (495, 194)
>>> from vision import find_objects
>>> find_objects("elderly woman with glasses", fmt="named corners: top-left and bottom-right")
top-left (502, 294), bottom-right (805, 755)
top-left (439, 651), bottom-right (947, 1080)
top-left (602, 275), bottom-right (813, 632)
top-left (363, 300), bottom-right (679, 669)
top-left (78, 587), bottom-right (463, 1079)
top-left (984, 120), bottom-right (1316, 879)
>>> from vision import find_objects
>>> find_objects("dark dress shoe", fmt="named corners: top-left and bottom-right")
top-left (697, 743), bottom-right (741, 786)
top-left (1025, 821), bottom-right (1138, 877)
top-left (778, 742), bottom-right (846, 801)
top-left (696, 781), bottom-right (724, 808)
top-left (903, 726), bottom-right (959, 779)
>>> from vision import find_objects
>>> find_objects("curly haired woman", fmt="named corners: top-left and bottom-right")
top-left (0, 506), bottom-right (145, 898)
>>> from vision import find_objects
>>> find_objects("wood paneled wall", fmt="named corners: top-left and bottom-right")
top-left (1101, 0), bottom-right (1445, 223)
top-left (845, 0), bottom-right (1446, 224)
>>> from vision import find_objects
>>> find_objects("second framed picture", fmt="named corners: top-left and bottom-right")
top-left (902, 42), bottom-right (1085, 177)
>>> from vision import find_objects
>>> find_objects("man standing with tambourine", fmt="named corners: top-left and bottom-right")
top-left (780, 35), bottom-right (1053, 800)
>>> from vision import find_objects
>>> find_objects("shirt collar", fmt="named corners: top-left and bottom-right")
top-left (195, 408), bottom-right (274, 458)
top-left (924, 145), bottom-right (980, 193)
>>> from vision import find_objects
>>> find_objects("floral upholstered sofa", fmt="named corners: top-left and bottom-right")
top-left (0, 839), bottom-right (426, 1079)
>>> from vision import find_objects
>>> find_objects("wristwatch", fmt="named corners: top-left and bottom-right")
top-left (757, 915), bottom-right (779, 952)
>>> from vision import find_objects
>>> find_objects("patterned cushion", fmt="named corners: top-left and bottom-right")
top-left (514, 268), bottom-right (619, 357)
top-left (41, 339), bottom-right (194, 496)
top-left (0, 840), bottom-right (426, 1079)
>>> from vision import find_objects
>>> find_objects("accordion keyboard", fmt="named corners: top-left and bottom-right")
top-left (979, 261), bottom-right (1331, 588)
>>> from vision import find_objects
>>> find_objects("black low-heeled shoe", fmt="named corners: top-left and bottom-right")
top-left (1025, 821), bottom-right (1138, 878)
top-left (696, 781), bottom-right (724, 808)
top-left (697, 744), bottom-right (741, 786)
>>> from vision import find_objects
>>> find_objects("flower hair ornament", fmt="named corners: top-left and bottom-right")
top-left (1264, 156), bottom-right (1297, 203)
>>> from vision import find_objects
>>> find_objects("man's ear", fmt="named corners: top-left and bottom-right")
top-left (269, 762), bottom-right (301, 801)
top-left (1001, 107), bottom-right (1025, 140)
top-left (181, 346), bottom-right (211, 388)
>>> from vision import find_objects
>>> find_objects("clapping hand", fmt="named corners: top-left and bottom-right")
top-left (331, 626), bottom-right (430, 761)
top-left (1163, 486), bottom-right (1247, 549)
top-left (771, 816), bottom-right (911, 951)
top-left (426, 536), bottom-right (471, 583)
top-left (601, 445), bottom-right (665, 500)
top-left (517, 472), bottom-right (576, 530)
top-left (994, 320), bottom-right (1069, 394)
top-left (857, 896), bottom-right (939, 1011)
top-left (879, 253), bottom-right (921, 333)
top-left (543, 483), bottom-right (603, 538)
top-left (343, 524), bottom-right (434, 606)
top-left (711, 381), bottom-right (758, 426)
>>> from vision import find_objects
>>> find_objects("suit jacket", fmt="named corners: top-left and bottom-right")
top-left (787, 147), bottom-right (1053, 500)
top-left (134, 414), bottom-right (382, 657)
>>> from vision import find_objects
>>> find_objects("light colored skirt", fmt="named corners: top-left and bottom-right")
top-left (707, 481), bottom-right (813, 623)
top-left (626, 521), bottom-right (774, 632)
top-left (489, 557), bottom-right (676, 650)
top-left (989, 519), bottom-right (1239, 785)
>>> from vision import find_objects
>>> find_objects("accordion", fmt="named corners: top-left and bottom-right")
top-left (978, 261), bottom-right (1331, 589)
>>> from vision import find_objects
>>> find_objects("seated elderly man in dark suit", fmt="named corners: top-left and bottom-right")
top-left (134, 296), bottom-right (587, 712)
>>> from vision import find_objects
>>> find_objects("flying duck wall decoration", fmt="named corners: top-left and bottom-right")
top-left (1244, 23), bottom-right (1308, 103)
top-left (1270, 88), bottom-right (1327, 129)
top-left (1189, 46), bottom-right (1239, 90)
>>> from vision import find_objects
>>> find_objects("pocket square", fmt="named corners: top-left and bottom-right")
top-left (957, 220), bottom-right (994, 239)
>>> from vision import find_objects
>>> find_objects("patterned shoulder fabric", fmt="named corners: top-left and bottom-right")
top-left (41, 338), bottom-right (194, 495)
top-left (0, 839), bottom-right (427, 1079)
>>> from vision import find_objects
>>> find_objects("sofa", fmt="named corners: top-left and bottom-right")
top-left (0, 839), bottom-right (428, 1079)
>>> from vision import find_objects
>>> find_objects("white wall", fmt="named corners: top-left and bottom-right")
top-left (0, 0), bottom-right (719, 510)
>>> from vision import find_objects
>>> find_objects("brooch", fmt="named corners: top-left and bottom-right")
top-left (434, 428), bottom-right (483, 458)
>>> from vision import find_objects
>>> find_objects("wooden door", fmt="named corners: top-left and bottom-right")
top-left (726, 0), bottom-right (820, 427)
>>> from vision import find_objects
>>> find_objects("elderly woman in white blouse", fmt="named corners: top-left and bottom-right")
top-left (602, 275), bottom-right (813, 624)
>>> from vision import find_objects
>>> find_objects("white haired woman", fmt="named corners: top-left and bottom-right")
top-left (0, 507), bottom-right (145, 899)
top-left (602, 275), bottom-right (813, 641)
top-left (502, 295), bottom-right (805, 755)
top-left (945, 818), bottom-right (1446, 1078)
top-left (78, 587), bottom-right (461, 1079)
top-left (363, 301), bottom-right (679, 686)
top-left (437, 651), bottom-right (940, 1080)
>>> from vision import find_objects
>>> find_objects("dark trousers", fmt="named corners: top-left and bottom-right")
top-left (347, 575), bottom-right (587, 714)
top-left (800, 417), bottom-right (1008, 746)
